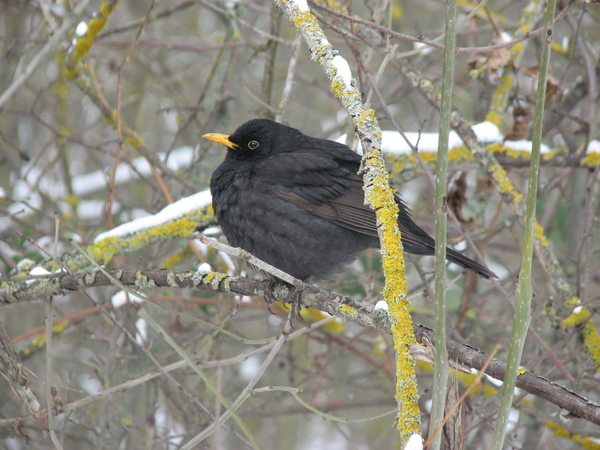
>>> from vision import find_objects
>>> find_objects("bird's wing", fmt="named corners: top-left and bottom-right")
top-left (266, 151), bottom-right (446, 255)
top-left (274, 169), bottom-right (439, 258)
top-left (255, 152), bottom-right (348, 202)
top-left (275, 175), bottom-right (380, 236)
top-left (252, 152), bottom-right (376, 235)
top-left (257, 152), bottom-right (429, 248)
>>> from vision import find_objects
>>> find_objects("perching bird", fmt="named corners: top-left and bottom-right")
top-left (204, 118), bottom-right (496, 283)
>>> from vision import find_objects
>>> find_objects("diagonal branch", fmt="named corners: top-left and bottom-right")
top-left (1, 267), bottom-right (599, 426)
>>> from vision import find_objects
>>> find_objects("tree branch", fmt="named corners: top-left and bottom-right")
top-left (2, 267), bottom-right (599, 426)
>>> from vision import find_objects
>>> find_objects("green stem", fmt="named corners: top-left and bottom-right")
top-left (429, 0), bottom-right (457, 448)
top-left (491, 1), bottom-right (556, 447)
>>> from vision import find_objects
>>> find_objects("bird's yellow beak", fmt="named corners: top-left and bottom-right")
top-left (203, 133), bottom-right (240, 150)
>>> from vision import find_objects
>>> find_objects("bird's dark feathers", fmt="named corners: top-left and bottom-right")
top-left (208, 118), bottom-right (496, 280)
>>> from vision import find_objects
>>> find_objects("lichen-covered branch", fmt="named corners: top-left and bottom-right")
top-left (0, 321), bottom-right (48, 430)
top-left (277, 0), bottom-right (418, 441)
top-left (2, 268), bottom-right (599, 427)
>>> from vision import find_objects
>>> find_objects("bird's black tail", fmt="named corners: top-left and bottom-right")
top-left (446, 247), bottom-right (497, 279)
top-left (397, 207), bottom-right (497, 279)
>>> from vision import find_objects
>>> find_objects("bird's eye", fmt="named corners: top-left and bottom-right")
top-left (247, 140), bottom-right (260, 150)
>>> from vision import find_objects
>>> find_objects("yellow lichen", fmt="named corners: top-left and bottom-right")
top-left (87, 236), bottom-right (121, 264)
top-left (391, 2), bottom-right (404, 20)
top-left (561, 297), bottom-right (600, 369)
top-left (52, 322), bottom-right (68, 333)
top-left (87, 17), bottom-right (107, 39)
top-left (581, 320), bottom-right (600, 371)
top-left (563, 296), bottom-right (580, 308)
top-left (533, 221), bottom-right (549, 247)
top-left (202, 272), bottom-right (219, 284)
top-left (88, 215), bottom-right (201, 265)
top-left (545, 421), bottom-right (600, 449)
top-left (485, 110), bottom-right (503, 127)
top-left (340, 304), bottom-right (355, 315)
top-left (562, 304), bottom-right (589, 328)
top-left (120, 416), bottom-right (134, 427)
top-left (31, 334), bottom-right (46, 348)
top-left (161, 251), bottom-right (189, 269)
top-left (449, 146), bottom-right (474, 162)
top-left (74, 38), bottom-right (93, 57)
top-left (330, 79), bottom-right (346, 98)
top-left (100, 1), bottom-right (117, 17)
top-left (291, 10), bottom-right (318, 35)
top-left (65, 1), bottom-right (116, 78)
top-left (303, 309), bottom-right (345, 333)
top-left (363, 148), bottom-right (418, 440)
top-left (499, 146), bottom-right (528, 160)
top-left (581, 152), bottom-right (600, 168)
top-left (356, 109), bottom-right (377, 130)
top-left (490, 163), bottom-right (522, 204)
top-left (372, 336), bottom-right (388, 358)
top-left (66, 194), bottom-right (79, 208)
top-left (485, 74), bottom-right (513, 127)
top-left (28, 321), bottom-right (68, 350)
top-left (124, 132), bottom-right (144, 149)
top-left (546, 421), bottom-right (572, 439)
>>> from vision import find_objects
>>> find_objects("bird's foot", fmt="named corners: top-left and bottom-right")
top-left (285, 276), bottom-right (313, 327)
top-left (263, 278), bottom-right (312, 327)
top-left (285, 287), bottom-right (305, 327)
top-left (261, 280), bottom-right (279, 315)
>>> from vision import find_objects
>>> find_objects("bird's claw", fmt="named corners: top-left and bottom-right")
top-left (263, 279), bottom-right (309, 327)
top-left (263, 280), bottom-right (279, 315)
top-left (286, 288), bottom-right (305, 328)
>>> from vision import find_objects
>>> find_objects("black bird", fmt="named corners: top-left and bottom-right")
top-left (204, 118), bottom-right (496, 283)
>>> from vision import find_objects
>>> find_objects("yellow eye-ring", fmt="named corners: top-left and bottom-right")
top-left (247, 140), bottom-right (260, 150)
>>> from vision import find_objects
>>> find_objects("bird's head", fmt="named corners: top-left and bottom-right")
top-left (203, 118), bottom-right (303, 161)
